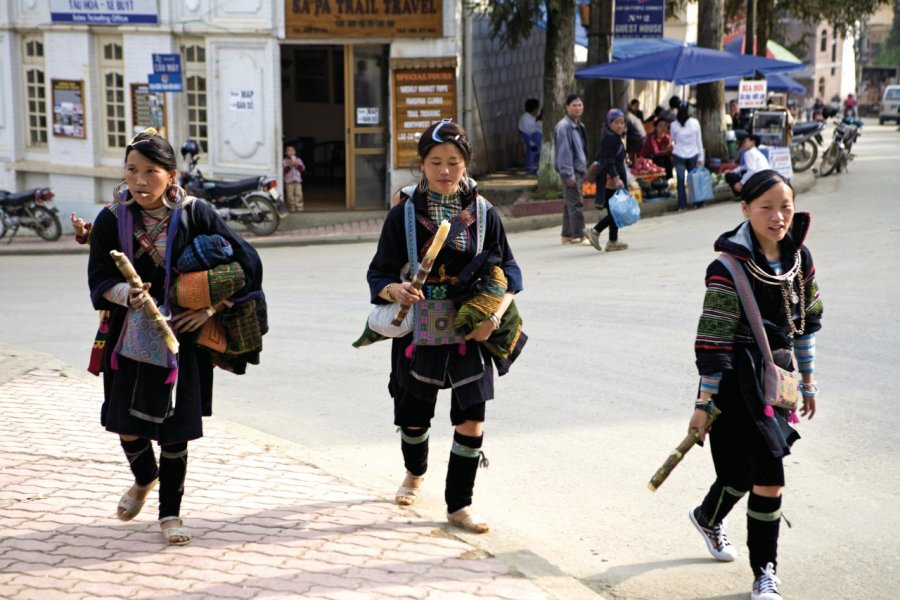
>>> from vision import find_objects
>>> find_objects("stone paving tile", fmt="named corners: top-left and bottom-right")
top-left (0, 368), bottom-right (551, 599)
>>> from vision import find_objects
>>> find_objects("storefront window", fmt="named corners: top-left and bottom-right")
top-left (22, 35), bottom-right (47, 147)
top-left (99, 38), bottom-right (126, 151)
top-left (181, 41), bottom-right (208, 154)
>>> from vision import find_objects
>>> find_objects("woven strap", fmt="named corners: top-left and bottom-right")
top-left (717, 253), bottom-right (775, 363)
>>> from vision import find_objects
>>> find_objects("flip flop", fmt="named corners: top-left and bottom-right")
top-left (447, 507), bottom-right (490, 534)
top-left (395, 474), bottom-right (424, 506)
top-left (160, 517), bottom-right (191, 546)
top-left (116, 478), bottom-right (158, 522)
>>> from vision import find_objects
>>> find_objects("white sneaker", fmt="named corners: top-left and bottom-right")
top-left (751, 562), bottom-right (782, 600)
top-left (584, 227), bottom-right (602, 251)
top-left (689, 507), bottom-right (737, 562)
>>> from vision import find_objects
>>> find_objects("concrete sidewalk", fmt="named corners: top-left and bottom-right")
top-left (0, 348), bottom-right (595, 599)
top-left (0, 170), bottom-right (816, 256)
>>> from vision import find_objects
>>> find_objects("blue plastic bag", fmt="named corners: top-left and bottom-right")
top-left (688, 167), bottom-right (715, 204)
top-left (608, 188), bottom-right (641, 228)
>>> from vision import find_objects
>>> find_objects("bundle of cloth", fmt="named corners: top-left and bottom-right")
top-left (353, 243), bottom-right (526, 375)
top-left (169, 234), bottom-right (263, 369)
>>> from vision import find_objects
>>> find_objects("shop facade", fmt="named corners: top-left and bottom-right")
top-left (0, 1), bottom-right (544, 224)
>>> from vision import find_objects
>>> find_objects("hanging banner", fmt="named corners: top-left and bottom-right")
top-left (286, 0), bottom-right (442, 38)
top-left (51, 79), bottom-right (86, 139)
top-left (614, 0), bottom-right (664, 39)
top-left (50, 0), bottom-right (159, 25)
top-left (391, 66), bottom-right (457, 168)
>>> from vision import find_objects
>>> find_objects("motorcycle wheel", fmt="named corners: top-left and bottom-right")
top-left (241, 193), bottom-right (280, 236)
top-left (819, 144), bottom-right (840, 176)
top-left (32, 206), bottom-right (62, 241)
top-left (791, 141), bottom-right (818, 172)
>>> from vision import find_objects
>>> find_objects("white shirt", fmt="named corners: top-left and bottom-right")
top-left (518, 112), bottom-right (539, 136)
top-left (737, 146), bottom-right (771, 184)
top-left (670, 117), bottom-right (704, 161)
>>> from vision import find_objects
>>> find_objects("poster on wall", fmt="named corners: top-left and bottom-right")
top-left (131, 83), bottom-right (167, 138)
top-left (286, 0), bottom-right (442, 38)
top-left (51, 79), bottom-right (86, 139)
top-left (392, 66), bottom-right (457, 169)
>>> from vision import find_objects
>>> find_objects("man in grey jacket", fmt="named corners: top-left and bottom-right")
top-left (554, 94), bottom-right (588, 244)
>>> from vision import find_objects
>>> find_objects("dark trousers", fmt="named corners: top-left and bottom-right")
top-left (592, 187), bottom-right (619, 242)
top-left (674, 154), bottom-right (699, 210)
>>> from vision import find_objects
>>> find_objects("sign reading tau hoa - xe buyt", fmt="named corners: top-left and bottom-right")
top-left (286, 0), bottom-right (442, 38)
top-left (50, 0), bottom-right (159, 25)
top-left (614, 0), bottom-right (664, 39)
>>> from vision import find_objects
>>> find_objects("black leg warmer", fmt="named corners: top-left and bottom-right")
top-left (158, 442), bottom-right (188, 520)
top-left (698, 480), bottom-right (748, 526)
top-left (445, 431), bottom-right (484, 514)
top-left (747, 493), bottom-right (782, 574)
top-left (120, 437), bottom-right (158, 486)
top-left (400, 427), bottom-right (430, 477)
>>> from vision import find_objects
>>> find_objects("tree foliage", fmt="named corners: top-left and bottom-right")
top-left (475, 0), bottom-right (543, 50)
top-left (726, 0), bottom-right (891, 39)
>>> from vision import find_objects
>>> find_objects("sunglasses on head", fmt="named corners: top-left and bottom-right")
top-left (431, 118), bottom-right (461, 144)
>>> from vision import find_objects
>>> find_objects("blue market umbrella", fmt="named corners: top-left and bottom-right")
top-left (724, 72), bottom-right (805, 94)
top-left (575, 45), bottom-right (804, 86)
top-left (612, 37), bottom-right (692, 60)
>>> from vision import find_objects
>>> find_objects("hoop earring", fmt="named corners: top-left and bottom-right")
top-left (416, 175), bottom-right (428, 194)
top-left (112, 181), bottom-right (135, 205)
top-left (163, 183), bottom-right (186, 209)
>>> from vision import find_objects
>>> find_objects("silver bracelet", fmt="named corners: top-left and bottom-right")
top-left (489, 313), bottom-right (501, 329)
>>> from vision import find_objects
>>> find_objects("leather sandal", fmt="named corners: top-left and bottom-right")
top-left (395, 473), bottom-right (424, 506)
top-left (160, 517), bottom-right (191, 546)
top-left (116, 478), bottom-right (158, 522)
top-left (447, 507), bottom-right (490, 533)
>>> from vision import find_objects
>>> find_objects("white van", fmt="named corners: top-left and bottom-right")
top-left (879, 85), bottom-right (900, 125)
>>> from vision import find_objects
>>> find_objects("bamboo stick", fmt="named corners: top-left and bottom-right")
top-left (109, 250), bottom-right (179, 354)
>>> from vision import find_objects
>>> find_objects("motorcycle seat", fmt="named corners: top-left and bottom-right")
top-left (0, 189), bottom-right (38, 206)
top-left (792, 122), bottom-right (821, 135)
top-left (202, 177), bottom-right (260, 198)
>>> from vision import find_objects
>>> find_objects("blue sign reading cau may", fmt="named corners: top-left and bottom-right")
top-left (50, 0), bottom-right (159, 25)
top-left (614, 0), bottom-right (664, 39)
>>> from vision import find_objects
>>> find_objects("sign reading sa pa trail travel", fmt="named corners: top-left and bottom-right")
top-left (286, 0), bottom-right (442, 38)
top-left (614, 0), bottom-right (664, 39)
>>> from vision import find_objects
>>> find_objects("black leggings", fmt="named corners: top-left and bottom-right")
top-left (592, 187), bottom-right (619, 242)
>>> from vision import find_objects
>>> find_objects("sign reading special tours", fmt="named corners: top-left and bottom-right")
top-left (391, 66), bottom-right (456, 168)
top-left (50, 0), bottom-right (159, 25)
top-left (286, 0), bottom-right (442, 38)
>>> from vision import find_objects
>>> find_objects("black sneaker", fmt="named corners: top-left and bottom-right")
top-left (689, 506), bottom-right (737, 562)
top-left (751, 562), bottom-right (782, 600)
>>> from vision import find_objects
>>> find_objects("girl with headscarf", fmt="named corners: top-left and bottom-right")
top-left (584, 108), bottom-right (630, 252)
top-left (687, 170), bottom-right (822, 600)
top-left (671, 102), bottom-right (705, 211)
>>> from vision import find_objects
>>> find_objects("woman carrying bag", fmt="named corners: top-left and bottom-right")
top-left (365, 119), bottom-right (524, 533)
top-left (688, 170), bottom-right (823, 600)
top-left (585, 109), bottom-right (629, 253)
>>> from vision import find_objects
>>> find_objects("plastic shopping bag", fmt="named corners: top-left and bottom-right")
top-left (608, 188), bottom-right (641, 228)
top-left (688, 167), bottom-right (715, 204)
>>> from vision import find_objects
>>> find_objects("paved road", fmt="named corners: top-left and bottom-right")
top-left (2, 122), bottom-right (898, 599)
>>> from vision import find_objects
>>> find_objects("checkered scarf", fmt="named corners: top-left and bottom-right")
top-left (426, 191), bottom-right (466, 251)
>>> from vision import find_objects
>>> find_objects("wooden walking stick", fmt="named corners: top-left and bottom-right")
top-left (647, 405), bottom-right (721, 492)
top-left (391, 219), bottom-right (451, 327)
top-left (109, 250), bottom-right (180, 354)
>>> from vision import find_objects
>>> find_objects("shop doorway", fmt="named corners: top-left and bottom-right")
top-left (280, 43), bottom-right (388, 210)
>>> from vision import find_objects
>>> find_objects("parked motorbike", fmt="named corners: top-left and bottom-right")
top-left (790, 121), bottom-right (825, 172)
top-left (178, 140), bottom-right (287, 236)
top-left (818, 116), bottom-right (862, 177)
top-left (0, 187), bottom-right (61, 243)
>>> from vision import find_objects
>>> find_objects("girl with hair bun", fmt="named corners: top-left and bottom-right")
top-left (87, 129), bottom-right (266, 545)
top-left (687, 170), bottom-right (823, 600)
top-left (365, 119), bottom-right (525, 533)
